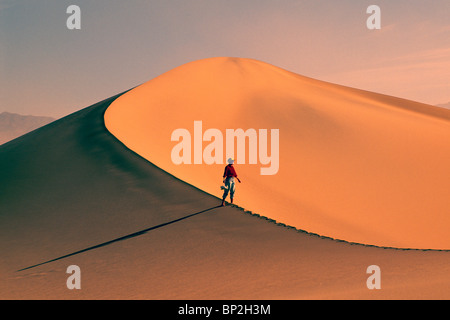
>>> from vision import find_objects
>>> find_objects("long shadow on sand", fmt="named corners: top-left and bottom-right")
top-left (17, 206), bottom-right (221, 272)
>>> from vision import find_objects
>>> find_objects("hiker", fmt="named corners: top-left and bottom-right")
top-left (221, 158), bottom-right (241, 206)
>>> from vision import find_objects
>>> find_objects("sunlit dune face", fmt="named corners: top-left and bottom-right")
top-left (105, 57), bottom-right (450, 250)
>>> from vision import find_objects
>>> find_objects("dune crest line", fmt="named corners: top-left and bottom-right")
top-left (104, 57), bottom-right (450, 250)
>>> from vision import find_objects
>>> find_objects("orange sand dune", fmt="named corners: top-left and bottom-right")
top-left (105, 57), bottom-right (450, 250)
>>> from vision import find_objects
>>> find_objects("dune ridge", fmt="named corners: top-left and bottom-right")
top-left (105, 57), bottom-right (450, 250)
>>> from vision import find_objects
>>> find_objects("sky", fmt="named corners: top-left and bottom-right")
top-left (1, 0), bottom-right (450, 118)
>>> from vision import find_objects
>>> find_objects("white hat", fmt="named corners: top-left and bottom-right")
top-left (227, 158), bottom-right (234, 164)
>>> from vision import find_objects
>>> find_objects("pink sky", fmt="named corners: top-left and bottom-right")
top-left (1, 0), bottom-right (449, 118)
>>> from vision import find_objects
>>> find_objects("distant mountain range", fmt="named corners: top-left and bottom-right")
top-left (437, 102), bottom-right (450, 109)
top-left (0, 112), bottom-right (55, 145)
top-left (1, 100), bottom-right (447, 147)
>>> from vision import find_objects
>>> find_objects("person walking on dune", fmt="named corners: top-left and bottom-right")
top-left (221, 158), bottom-right (241, 206)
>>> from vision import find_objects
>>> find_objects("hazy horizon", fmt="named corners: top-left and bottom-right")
top-left (1, 0), bottom-right (449, 118)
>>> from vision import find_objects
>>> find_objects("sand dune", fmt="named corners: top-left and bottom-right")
top-left (2, 58), bottom-right (450, 299)
top-left (105, 57), bottom-right (450, 250)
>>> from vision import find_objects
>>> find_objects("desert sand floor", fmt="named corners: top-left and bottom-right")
top-left (1, 92), bottom-right (450, 299)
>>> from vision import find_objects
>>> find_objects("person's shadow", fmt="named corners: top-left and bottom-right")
top-left (18, 205), bottom-right (222, 272)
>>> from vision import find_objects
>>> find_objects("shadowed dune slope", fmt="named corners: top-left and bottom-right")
top-left (1, 86), bottom-right (450, 299)
top-left (105, 57), bottom-right (450, 250)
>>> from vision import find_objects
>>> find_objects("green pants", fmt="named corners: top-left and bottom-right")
top-left (222, 177), bottom-right (236, 200)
